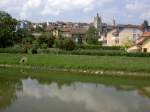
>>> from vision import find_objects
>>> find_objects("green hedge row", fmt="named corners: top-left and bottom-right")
top-left (78, 45), bottom-right (123, 50)
top-left (1, 48), bottom-right (150, 57)
top-left (38, 49), bottom-right (150, 57)
top-left (0, 48), bottom-right (21, 53)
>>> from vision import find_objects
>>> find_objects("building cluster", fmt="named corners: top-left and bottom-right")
top-left (17, 13), bottom-right (150, 52)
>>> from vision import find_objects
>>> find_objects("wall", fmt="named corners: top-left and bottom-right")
top-left (142, 38), bottom-right (150, 52)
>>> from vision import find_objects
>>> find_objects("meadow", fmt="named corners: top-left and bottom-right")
top-left (0, 53), bottom-right (150, 73)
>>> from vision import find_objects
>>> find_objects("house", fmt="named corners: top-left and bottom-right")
top-left (106, 25), bottom-right (143, 46)
top-left (16, 20), bottom-right (30, 31)
top-left (52, 27), bottom-right (88, 44)
top-left (137, 32), bottom-right (150, 53)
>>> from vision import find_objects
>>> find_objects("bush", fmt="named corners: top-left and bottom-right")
top-left (37, 49), bottom-right (50, 54)
top-left (28, 48), bottom-right (37, 54)
top-left (78, 45), bottom-right (123, 50)
top-left (31, 49), bottom-right (37, 54)
top-left (55, 37), bottom-right (76, 51)
top-left (37, 32), bottom-right (55, 48)
top-left (41, 43), bottom-right (48, 49)
top-left (45, 48), bottom-right (150, 57)
top-left (63, 38), bottom-right (76, 51)
top-left (0, 48), bottom-right (21, 53)
top-left (126, 52), bottom-right (150, 57)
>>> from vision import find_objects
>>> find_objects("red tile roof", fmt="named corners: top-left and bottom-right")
top-left (137, 32), bottom-right (150, 45)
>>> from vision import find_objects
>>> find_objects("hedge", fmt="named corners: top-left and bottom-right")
top-left (39, 48), bottom-right (150, 57)
top-left (1, 48), bottom-right (150, 57)
top-left (0, 48), bottom-right (22, 53)
top-left (78, 45), bottom-right (124, 50)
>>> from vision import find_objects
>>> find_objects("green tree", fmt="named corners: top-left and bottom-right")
top-left (15, 29), bottom-right (34, 44)
top-left (0, 11), bottom-right (17, 48)
top-left (143, 20), bottom-right (149, 28)
top-left (55, 37), bottom-right (75, 51)
top-left (35, 26), bottom-right (44, 32)
top-left (86, 26), bottom-right (99, 45)
top-left (142, 20), bottom-right (149, 31)
top-left (37, 32), bottom-right (55, 48)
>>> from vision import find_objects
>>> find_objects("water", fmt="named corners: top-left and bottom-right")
top-left (0, 68), bottom-right (150, 112)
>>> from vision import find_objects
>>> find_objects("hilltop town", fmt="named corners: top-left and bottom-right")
top-left (16, 13), bottom-right (150, 52)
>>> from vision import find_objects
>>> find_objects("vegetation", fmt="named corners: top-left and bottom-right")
top-left (142, 20), bottom-right (149, 31)
top-left (0, 53), bottom-right (150, 73)
top-left (55, 37), bottom-right (76, 51)
top-left (0, 11), bottom-right (17, 48)
top-left (86, 26), bottom-right (99, 45)
top-left (78, 44), bottom-right (123, 50)
top-left (123, 38), bottom-right (136, 49)
top-left (37, 32), bottom-right (55, 48)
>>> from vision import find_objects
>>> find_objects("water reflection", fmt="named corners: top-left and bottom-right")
top-left (0, 78), bottom-right (22, 111)
top-left (1, 77), bottom-right (150, 112)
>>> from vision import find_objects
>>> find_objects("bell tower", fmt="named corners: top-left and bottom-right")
top-left (94, 13), bottom-right (102, 36)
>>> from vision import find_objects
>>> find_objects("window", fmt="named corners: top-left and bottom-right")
top-left (143, 48), bottom-right (147, 53)
top-left (133, 34), bottom-right (136, 41)
top-left (115, 39), bottom-right (119, 44)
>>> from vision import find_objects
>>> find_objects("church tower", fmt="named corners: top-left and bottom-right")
top-left (112, 16), bottom-right (116, 27)
top-left (94, 13), bottom-right (102, 36)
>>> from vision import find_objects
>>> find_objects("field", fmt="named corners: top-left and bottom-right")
top-left (0, 53), bottom-right (150, 73)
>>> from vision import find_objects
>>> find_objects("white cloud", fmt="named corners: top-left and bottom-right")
top-left (0, 0), bottom-right (113, 19)
top-left (125, 0), bottom-right (150, 20)
top-left (0, 0), bottom-right (149, 23)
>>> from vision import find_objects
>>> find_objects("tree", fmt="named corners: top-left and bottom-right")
top-left (142, 20), bottom-right (149, 32)
top-left (0, 11), bottom-right (17, 48)
top-left (55, 37), bottom-right (75, 51)
top-left (35, 26), bottom-right (44, 32)
top-left (37, 32), bottom-right (55, 48)
top-left (15, 29), bottom-right (34, 44)
top-left (86, 26), bottom-right (99, 45)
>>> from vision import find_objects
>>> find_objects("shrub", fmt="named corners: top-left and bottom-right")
top-left (0, 48), bottom-right (21, 53)
top-left (28, 48), bottom-right (37, 54)
top-left (46, 48), bottom-right (150, 57)
top-left (55, 37), bottom-right (76, 51)
top-left (41, 43), bottom-right (48, 49)
top-left (78, 45), bottom-right (124, 50)
top-left (126, 52), bottom-right (150, 57)
top-left (37, 32), bottom-right (55, 48)
top-left (63, 38), bottom-right (76, 51)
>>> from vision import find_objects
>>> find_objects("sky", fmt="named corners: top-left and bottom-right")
top-left (0, 0), bottom-right (150, 24)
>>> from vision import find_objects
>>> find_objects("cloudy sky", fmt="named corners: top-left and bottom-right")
top-left (0, 0), bottom-right (150, 24)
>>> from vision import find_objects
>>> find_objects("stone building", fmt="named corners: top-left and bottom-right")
top-left (106, 25), bottom-right (142, 46)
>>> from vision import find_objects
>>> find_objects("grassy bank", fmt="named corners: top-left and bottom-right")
top-left (0, 53), bottom-right (150, 74)
top-left (0, 68), bottom-right (150, 87)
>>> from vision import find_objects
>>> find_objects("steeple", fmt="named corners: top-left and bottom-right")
top-left (93, 13), bottom-right (102, 36)
top-left (113, 16), bottom-right (116, 27)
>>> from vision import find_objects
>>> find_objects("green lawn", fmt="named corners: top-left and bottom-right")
top-left (0, 53), bottom-right (150, 73)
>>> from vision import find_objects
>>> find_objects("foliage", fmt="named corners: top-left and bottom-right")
top-left (142, 20), bottom-right (149, 32)
top-left (37, 32), bottom-right (55, 48)
top-left (86, 26), bottom-right (99, 45)
top-left (35, 25), bottom-right (45, 32)
top-left (143, 20), bottom-right (149, 28)
top-left (16, 29), bottom-right (33, 39)
top-left (123, 38), bottom-right (136, 49)
top-left (78, 45), bottom-right (123, 50)
top-left (55, 37), bottom-right (76, 51)
top-left (0, 11), bottom-right (17, 48)
top-left (0, 48), bottom-right (21, 53)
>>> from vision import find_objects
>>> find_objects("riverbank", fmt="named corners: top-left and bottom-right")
top-left (0, 53), bottom-right (150, 75)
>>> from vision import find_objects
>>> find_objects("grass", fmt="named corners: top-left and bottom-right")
top-left (0, 68), bottom-right (150, 87)
top-left (0, 53), bottom-right (150, 73)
